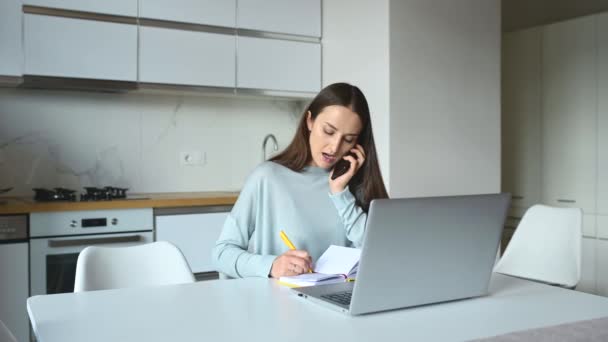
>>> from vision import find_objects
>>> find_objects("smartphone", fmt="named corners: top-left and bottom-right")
top-left (331, 152), bottom-right (356, 180)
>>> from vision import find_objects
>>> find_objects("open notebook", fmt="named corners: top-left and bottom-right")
top-left (279, 245), bottom-right (361, 287)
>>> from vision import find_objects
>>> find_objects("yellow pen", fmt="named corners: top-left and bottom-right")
top-left (279, 230), bottom-right (312, 273)
top-left (279, 230), bottom-right (296, 250)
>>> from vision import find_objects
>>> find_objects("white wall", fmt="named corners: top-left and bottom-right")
top-left (322, 0), bottom-right (391, 191)
top-left (1, 0), bottom-right (502, 199)
top-left (389, 0), bottom-right (501, 197)
top-left (0, 88), bottom-right (301, 196)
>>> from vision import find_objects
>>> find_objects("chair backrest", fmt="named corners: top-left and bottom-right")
top-left (493, 204), bottom-right (582, 287)
top-left (74, 241), bottom-right (195, 292)
top-left (0, 319), bottom-right (17, 342)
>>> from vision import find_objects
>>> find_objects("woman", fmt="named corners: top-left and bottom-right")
top-left (212, 82), bottom-right (388, 279)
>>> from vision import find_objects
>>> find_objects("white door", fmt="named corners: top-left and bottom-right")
top-left (598, 13), bottom-right (608, 216)
top-left (139, 27), bottom-right (235, 87)
top-left (140, 0), bottom-right (236, 27)
top-left (541, 16), bottom-right (597, 214)
top-left (0, 0), bottom-right (22, 77)
top-left (237, 36), bottom-right (320, 93)
top-left (156, 212), bottom-right (228, 274)
top-left (23, 0), bottom-right (137, 16)
top-left (501, 28), bottom-right (542, 209)
top-left (237, 0), bottom-right (321, 37)
top-left (24, 14), bottom-right (137, 81)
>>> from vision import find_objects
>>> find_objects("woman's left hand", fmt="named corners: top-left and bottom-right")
top-left (329, 144), bottom-right (366, 194)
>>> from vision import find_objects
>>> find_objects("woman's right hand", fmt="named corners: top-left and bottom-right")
top-left (270, 250), bottom-right (313, 278)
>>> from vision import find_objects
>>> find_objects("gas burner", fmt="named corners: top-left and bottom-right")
top-left (33, 188), bottom-right (77, 202)
top-left (80, 187), bottom-right (128, 201)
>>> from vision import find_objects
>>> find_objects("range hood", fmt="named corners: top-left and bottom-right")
top-left (19, 76), bottom-right (137, 93)
top-left (0, 75), bottom-right (23, 87)
top-left (15, 76), bottom-right (315, 99)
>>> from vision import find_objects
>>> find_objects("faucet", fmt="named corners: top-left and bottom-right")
top-left (262, 134), bottom-right (279, 161)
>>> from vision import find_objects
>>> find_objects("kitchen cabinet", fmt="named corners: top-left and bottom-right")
top-left (583, 214), bottom-right (597, 238)
top-left (501, 28), bottom-right (542, 209)
top-left (24, 14), bottom-right (137, 81)
top-left (237, 0), bottom-right (321, 37)
top-left (598, 13), bottom-right (608, 216)
top-left (599, 215), bottom-right (608, 296)
top-left (17, 0), bottom-right (323, 96)
top-left (139, 0), bottom-right (236, 27)
top-left (504, 206), bottom-right (524, 229)
top-left (139, 27), bottom-right (235, 87)
top-left (501, 206), bottom-right (523, 256)
top-left (596, 238), bottom-right (608, 297)
top-left (0, 242), bottom-right (29, 342)
top-left (23, 0), bottom-right (137, 17)
top-left (500, 227), bottom-right (515, 256)
top-left (541, 16), bottom-right (597, 214)
top-left (599, 215), bottom-right (608, 239)
top-left (0, 0), bottom-right (22, 79)
top-left (237, 36), bottom-right (321, 93)
top-left (155, 207), bottom-right (230, 274)
top-left (577, 237), bottom-right (596, 294)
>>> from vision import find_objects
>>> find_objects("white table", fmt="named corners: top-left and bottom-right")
top-left (27, 274), bottom-right (608, 342)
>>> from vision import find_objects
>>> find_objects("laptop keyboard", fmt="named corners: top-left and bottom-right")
top-left (321, 291), bottom-right (352, 306)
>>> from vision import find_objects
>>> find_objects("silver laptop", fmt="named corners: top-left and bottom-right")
top-left (293, 193), bottom-right (510, 315)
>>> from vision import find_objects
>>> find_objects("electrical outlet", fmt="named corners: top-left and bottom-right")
top-left (180, 151), bottom-right (204, 166)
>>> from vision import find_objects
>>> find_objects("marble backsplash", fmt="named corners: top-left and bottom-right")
top-left (0, 88), bottom-right (304, 197)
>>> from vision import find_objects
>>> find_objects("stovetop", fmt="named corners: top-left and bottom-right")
top-left (33, 187), bottom-right (130, 202)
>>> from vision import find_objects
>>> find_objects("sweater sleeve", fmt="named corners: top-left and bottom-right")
top-left (211, 169), bottom-right (277, 278)
top-left (329, 186), bottom-right (367, 247)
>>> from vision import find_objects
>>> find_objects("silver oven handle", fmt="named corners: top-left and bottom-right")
top-left (48, 234), bottom-right (143, 248)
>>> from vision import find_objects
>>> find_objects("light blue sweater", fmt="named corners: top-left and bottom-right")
top-left (211, 161), bottom-right (367, 278)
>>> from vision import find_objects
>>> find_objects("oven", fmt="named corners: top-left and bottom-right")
top-left (29, 208), bottom-right (153, 296)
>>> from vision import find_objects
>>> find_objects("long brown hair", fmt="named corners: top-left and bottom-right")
top-left (270, 82), bottom-right (389, 211)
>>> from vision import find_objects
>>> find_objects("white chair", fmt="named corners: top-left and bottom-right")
top-left (74, 241), bottom-right (195, 292)
top-left (0, 319), bottom-right (17, 342)
top-left (494, 204), bottom-right (582, 288)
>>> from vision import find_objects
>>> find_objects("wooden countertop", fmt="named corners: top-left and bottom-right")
top-left (0, 192), bottom-right (239, 214)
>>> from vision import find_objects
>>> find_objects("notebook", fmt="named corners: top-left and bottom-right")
top-left (279, 245), bottom-right (361, 287)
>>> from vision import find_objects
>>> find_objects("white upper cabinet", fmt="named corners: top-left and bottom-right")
top-left (501, 28), bottom-right (542, 209)
top-left (139, 27), bottom-right (235, 87)
top-left (139, 0), bottom-right (236, 27)
top-left (24, 14), bottom-right (137, 81)
top-left (541, 16), bottom-right (597, 214)
top-left (237, 0), bottom-right (321, 37)
top-left (23, 0), bottom-right (137, 16)
top-left (0, 0), bottom-right (22, 77)
top-left (18, 0), bottom-right (322, 94)
top-left (237, 36), bottom-right (320, 93)
top-left (598, 13), bottom-right (608, 216)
